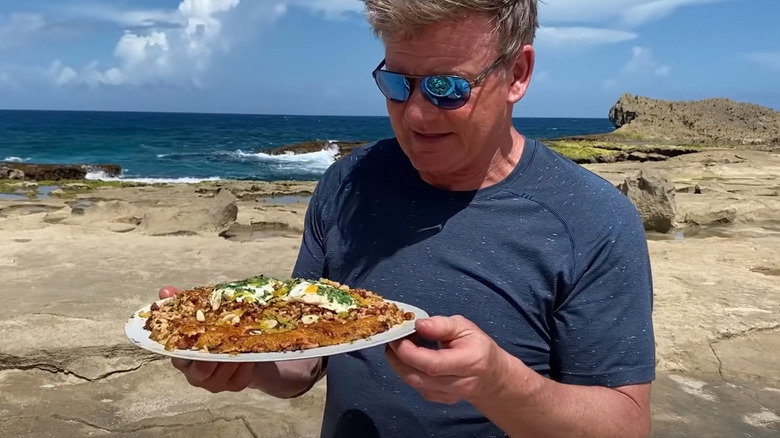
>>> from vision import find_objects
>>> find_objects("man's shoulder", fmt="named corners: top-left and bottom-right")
top-left (312, 137), bottom-right (402, 201)
top-left (520, 139), bottom-right (643, 237)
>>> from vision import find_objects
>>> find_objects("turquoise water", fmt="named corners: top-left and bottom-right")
top-left (0, 110), bottom-right (615, 182)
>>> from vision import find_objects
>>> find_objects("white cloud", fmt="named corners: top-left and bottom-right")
top-left (604, 46), bottom-right (670, 89)
top-left (746, 52), bottom-right (780, 72)
top-left (536, 0), bottom-right (728, 49)
top-left (539, 0), bottom-right (728, 28)
top-left (51, 0), bottom-right (251, 89)
top-left (0, 13), bottom-right (47, 51)
top-left (53, 4), bottom-right (179, 29)
top-left (287, 0), bottom-right (364, 19)
top-left (621, 46), bottom-right (671, 77)
top-left (537, 26), bottom-right (637, 48)
top-left (620, 0), bottom-right (728, 28)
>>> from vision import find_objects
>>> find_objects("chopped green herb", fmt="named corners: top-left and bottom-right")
top-left (319, 285), bottom-right (354, 306)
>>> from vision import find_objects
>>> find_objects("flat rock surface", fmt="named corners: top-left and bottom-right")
top-left (1, 149), bottom-right (779, 437)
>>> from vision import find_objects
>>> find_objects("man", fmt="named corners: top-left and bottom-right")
top-left (160, 1), bottom-right (656, 437)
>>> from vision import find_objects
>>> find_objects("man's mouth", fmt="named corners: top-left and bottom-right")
top-left (412, 131), bottom-right (451, 141)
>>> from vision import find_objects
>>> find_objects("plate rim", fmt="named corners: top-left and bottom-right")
top-left (124, 298), bottom-right (429, 362)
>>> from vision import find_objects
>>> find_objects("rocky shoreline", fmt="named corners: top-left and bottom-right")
top-left (0, 162), bottom-right (122, 181)
top-left (5, 94), bottom-right (778, 185)
top-left (1, 147), bottom-right (779, 437)
top-left (1, 94), bottom-right (779, 437)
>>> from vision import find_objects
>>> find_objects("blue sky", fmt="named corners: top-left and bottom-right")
top-left (0, 0), bottom-right (777, 118)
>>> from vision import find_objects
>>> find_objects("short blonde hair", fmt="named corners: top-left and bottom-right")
top-left (361, 0), bottom-right (538, 61)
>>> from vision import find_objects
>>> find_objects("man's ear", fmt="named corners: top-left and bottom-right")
top-left (507, 45), bottom-right (535, 104)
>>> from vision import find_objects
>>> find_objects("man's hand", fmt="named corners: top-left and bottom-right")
top-left (158, 285), bottom-right (260, 393)
top-left (156, 285), bottom-right (323, 397)
top-left (171, 359), bottom-right (264, 393)
top-left (385, 315), bottom-right (509, 405)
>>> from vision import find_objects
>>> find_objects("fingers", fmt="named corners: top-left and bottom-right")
top-left (414, 315), bottom-right (470, 342)
top-left (389, 337), bottom-right (475, 377)
top-left (386, 345), bottom-right (464, 393)
top-left (189, 361), bottom-right (220, 383)
top-left (159, 285), bottom-right (180, 299)
top-left (226, 363), bottom-right (259, 391)
top-left (171, 359), bottom-right (257, 393)
top-left (171, 358), bottom-right (192, 370)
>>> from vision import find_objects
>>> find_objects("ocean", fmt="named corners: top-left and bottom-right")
top-left (0, 110), bottom-right (615, 182)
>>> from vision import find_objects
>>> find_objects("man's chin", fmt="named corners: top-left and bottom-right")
top-left (407, 153), bottom-right (454, 176)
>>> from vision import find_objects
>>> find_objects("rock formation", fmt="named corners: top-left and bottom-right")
top-left (607, 93), bottom-right (780, 147)
top-left (265, 140), bottom-right (368, 159)
top-left (617, 170), bottom-right (678, 233)
top-left (0, 162), bottom-right (122, 181)
top-left (134, 188), bottom-right (239, 236)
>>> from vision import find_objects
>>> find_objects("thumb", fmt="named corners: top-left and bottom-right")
top-left (159, 285), bottom-right (180, 299)
top-left (415, 315), bottom-right (466, 342)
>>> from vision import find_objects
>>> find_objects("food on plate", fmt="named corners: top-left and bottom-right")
top-left (138, 275), bottom-right (415, 354)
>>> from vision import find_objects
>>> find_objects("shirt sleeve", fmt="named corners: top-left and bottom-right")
top-left (292, 181), bottom-right (329, 280)
top-left (550, 205), bottom-right (656, 388)
top-left (292, 178), bottom-right (328, 280)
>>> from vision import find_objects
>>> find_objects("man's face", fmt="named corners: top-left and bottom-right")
top-left (381, 14), bottom-right (532, 181)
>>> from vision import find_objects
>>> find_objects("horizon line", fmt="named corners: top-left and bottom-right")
top-left (0, 108), bottom-right (611, 120)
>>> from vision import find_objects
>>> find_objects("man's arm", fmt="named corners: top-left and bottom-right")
top-left (249, 357), bottom-right (327, 399)
top-left (472, 198), bottom-right (654, 438)
top-left (470, 352), bottom-right (651, 438)
top-left (473, 197), bottom-right (655, 437)
top-left (255, 180), bottom-right (331, 398)
top-left (387, 195), bottom-right (655, 437)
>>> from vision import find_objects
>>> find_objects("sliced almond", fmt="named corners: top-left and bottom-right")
top-left (196, 309), bottom-right (205, 322)
top-left (301, 315), bottom-right (319, 325)
top-left (260, 319), bottom-right (278, 329)
top-left (209, 290), bottom-right (222, 311)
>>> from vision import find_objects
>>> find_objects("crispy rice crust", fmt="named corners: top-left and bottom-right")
top-left (142, 280), bottom-right (415, 354)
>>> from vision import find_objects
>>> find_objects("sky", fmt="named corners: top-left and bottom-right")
top-left (0, 0), bottom-right (777, 118)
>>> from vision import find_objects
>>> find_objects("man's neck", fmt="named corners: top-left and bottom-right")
top-left (418, 129), bottom-right (525, 192)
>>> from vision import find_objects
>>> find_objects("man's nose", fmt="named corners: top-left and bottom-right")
top-left (403, 83), bottom-right (440, 123)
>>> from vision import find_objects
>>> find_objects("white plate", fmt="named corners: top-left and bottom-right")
top-left (124, 299), bottom-right (429, 362)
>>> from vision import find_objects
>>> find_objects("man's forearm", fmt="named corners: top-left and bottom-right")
top-left (249, 357), bottom-right (325, 399)
top-left (470, 351), bottom-right (651, 438)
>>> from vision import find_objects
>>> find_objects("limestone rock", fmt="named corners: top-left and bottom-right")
top-left (684, 209), bottom-right (738, 226)
top-left (264, 140), bottom-right (367, 160)
top-left (607, 93), bottom-right (780, 147)
top-left (135, 189), bottom-right (238, 236)
top-left (0, 167), bottom-right (25, 179)
top-left (0, 163), bottom-right (121, 181)
top-left (617, 170), bottom-right (678, 233)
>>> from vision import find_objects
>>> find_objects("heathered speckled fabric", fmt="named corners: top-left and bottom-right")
top-left (293, 137), bottom-right (655, 438)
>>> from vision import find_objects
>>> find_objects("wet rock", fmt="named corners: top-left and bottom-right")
top-left (62, 183), bottom-right (91, 191)
top-left (0, 163), bottom-right (121, 181)
top-left (0, 167), bottom-right (25, 179)
top-left (264, 140), bottom-right (368, 160)
top-left (617, 170), bottom-right (678, 233)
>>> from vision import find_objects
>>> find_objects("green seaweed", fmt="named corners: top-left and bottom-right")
top-left (546, 140), bottom-right (624, 162)
top-left (0, 179), bottom-right (146, 199)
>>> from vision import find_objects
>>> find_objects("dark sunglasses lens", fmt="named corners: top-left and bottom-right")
top-left (422, 75), bottom-right (470, 109)
top-left (374, 71), bottom-right (410, 103)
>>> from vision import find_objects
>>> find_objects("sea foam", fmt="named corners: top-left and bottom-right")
top-left (232, 142), bottom-right (339, 173)
top-left (3, 156), bottom-right (30, 162)
top-left (86, 170), bottom-right (221, 184)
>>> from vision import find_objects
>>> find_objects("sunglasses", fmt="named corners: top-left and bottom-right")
top-left (371, 56), bottom-right (505, 110)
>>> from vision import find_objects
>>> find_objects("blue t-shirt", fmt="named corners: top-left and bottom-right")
top-left (293, 137), bottom-right (655, 438)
